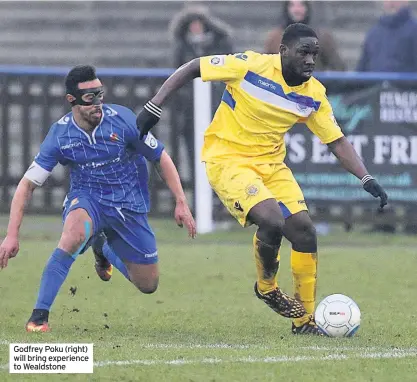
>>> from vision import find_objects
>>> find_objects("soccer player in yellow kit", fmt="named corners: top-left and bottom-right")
top-left (136, 24), bottom-right (388, 335)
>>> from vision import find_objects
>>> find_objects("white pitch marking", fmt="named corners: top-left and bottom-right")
top-left (141, 343), bottom-right (266, 350)
top-left (2, 339), bottom-right (417, 353)
top-left (1, 349), bottom-right (416, 371)
top-left (94, 349), bottom-right (417, 368)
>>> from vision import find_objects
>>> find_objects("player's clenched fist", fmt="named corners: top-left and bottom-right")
top-left (137, 101), bottom-right (162, 139)
top-left (361, 175), bottom-right (388, 209)
top-left (0, 235), bottom-right (19, 269)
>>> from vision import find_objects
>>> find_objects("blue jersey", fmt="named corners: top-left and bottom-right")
top-left (34, 104), bottom-right (164, 213)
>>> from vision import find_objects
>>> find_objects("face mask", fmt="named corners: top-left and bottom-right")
top-left (70, 86), bottom-right (104, 106)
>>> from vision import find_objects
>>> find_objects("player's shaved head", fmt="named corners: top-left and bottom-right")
top-left (281, 23), bottom-right (317, 47)
top-left (65, 65), bottom-right (98, 95)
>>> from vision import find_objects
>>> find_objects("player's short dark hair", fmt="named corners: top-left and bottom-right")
top-left (281, 23), bottom-right (317, 47)
top-left (65, 65), bottom-right (98, 95)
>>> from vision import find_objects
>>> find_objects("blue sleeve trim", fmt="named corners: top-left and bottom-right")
top-left (221, 89), bottom-right (236, 110)
top-left (278, 201), bottom-right (292, 219)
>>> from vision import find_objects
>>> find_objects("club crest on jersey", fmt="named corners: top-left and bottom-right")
top-left (210, 56), bottom-right (225, 66)
top-left (296, 103), bottom-right (309, 112)
top-left (246, 185), bottom-right (259, 196)
top-left (110, 132), bottom-right (120, 142)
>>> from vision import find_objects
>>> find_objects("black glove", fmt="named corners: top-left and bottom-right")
top-left (361, 175), bottom-right (388, 209)
top-left (136, 101), bottom-right (162, 139)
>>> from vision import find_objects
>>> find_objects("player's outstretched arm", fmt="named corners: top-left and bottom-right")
top-left (153, 151), bottom-right (196, 238)
top-left (327, 136), bottom-right (388, 209)
top-left (136, 58), bottom-right (201, 138)
top-left (0, 178), bottom-right (38, 268)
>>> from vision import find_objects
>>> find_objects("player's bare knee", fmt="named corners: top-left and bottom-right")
top-left (58, 229), bottom-right (86, 254)
top-left (259, 215), bottom-right (285, 236)
top-left (135, 281), bottom-right (158, 294)
top-left (139, 285), bottom-right (158, 294)
top-left (294, 223), bottom-right (317, 253)
top-left (257, 219), bottom-right (284, 246)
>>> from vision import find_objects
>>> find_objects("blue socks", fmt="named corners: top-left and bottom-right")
top-left (35, 248), bottom-right (74, 311)
top-left (34, 242), bottom-right (130, 313)
top-left (102, 242), bottom-right (130, 280)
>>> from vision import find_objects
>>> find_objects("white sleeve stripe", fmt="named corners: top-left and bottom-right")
top-left (24, 161), bottom-right (51, 186)
top-left (147, 101), bottom-right (162, 113)
top-left (144, 104), bottom-right (161, 117)
top-left (361, 175), bottom-right (374, 186)
top-left (144, 102), bottom-right (162, 117)
top-left (144, 105), bottom-right (162, 118)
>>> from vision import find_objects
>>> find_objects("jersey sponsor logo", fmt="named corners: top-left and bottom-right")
top-left (210, 55), bottom-right (225, 66)
top-left (79, 156), bottom-right (121, 170)
top-left (246, 185), bottom-right (259, 196)
top-left (234, 53), bottom-right (248, 61)
top-left (258, 79), bottom-right (276, 91)
top-left (60, 141), bottom-right (83, 150)
top-left (144, 132), bottom-right (158, 149)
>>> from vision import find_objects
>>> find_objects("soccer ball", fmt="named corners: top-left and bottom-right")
top-left (314, 294), bottom-right (361, 337)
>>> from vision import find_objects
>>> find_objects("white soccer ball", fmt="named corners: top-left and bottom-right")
top-left (314, 294), bottom-right (361, 337)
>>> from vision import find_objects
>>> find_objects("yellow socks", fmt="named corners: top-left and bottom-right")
top-left (291, 249), bottom-right (318, 326)
top-left (253, 233), bottom-right (281, 294)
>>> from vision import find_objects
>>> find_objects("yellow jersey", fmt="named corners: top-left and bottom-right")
top-left (199, 51), bottom-right (344, 164)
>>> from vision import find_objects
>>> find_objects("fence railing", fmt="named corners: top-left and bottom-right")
top-left (0, 66), bottom-right (416, 225)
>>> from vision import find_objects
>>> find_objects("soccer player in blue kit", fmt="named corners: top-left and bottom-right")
top-left (0, 65), bottom-right (196, 332)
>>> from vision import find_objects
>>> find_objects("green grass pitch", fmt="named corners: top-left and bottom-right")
top-left (0, 216), bottom-right (416, 381)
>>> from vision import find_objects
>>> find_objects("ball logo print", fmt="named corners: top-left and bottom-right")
top-left (315, 294), bottom-right (361, 337)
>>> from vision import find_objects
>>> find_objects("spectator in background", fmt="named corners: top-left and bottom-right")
top-left (169, 7), bottom-right (233, 176)
top-left (357, 1), bottom-right (417, 235)
top-left (356, 1), bottom-right (417, 72)
top-left (170, 6), bottom-right (233, 68)
top-left (264, 0), bottom-right (345, 71)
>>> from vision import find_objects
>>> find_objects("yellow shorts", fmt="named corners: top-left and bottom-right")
top-left (206, 162), bottom-right (307, 227)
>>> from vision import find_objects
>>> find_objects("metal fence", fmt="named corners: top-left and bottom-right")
top-left (1, 66), bottom-right (416, 225)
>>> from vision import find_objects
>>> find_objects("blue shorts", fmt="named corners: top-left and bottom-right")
top-left (63, 194), bottom-right (157, 265)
